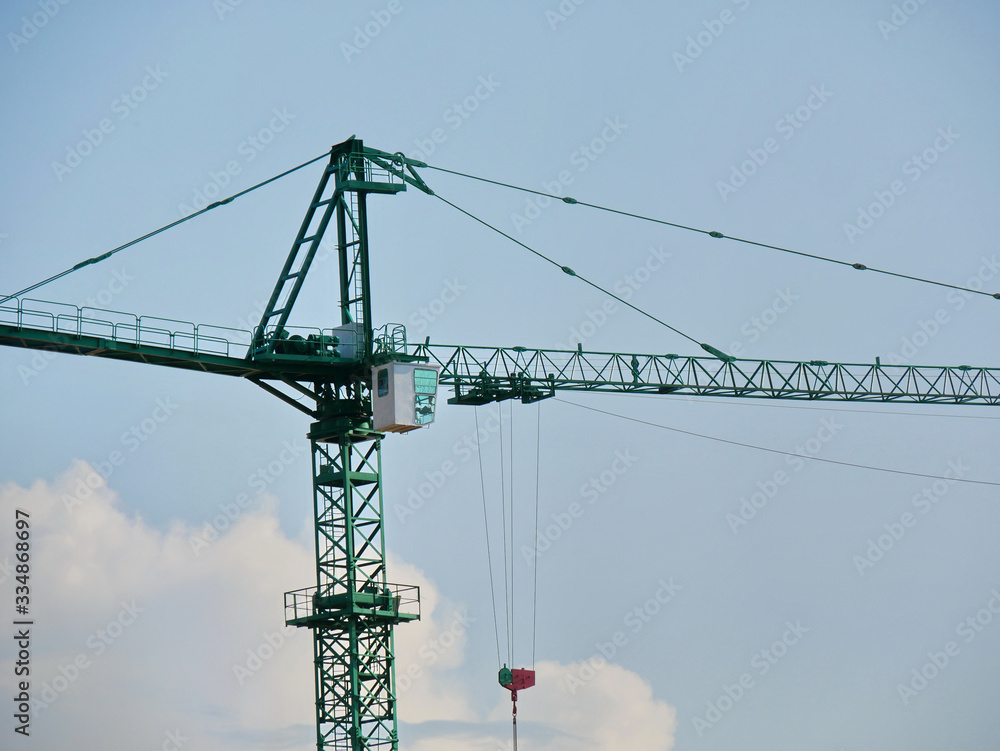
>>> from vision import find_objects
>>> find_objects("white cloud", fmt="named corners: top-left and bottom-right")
top-left (0, 461), bottom-right (675, 750)
top-left (0, 461), bottom-right (315, 751)
top-left (524, 660), bottom-right (676, 750)
top-left (391, 555), bottom-right (479, 724)
top-left (403, 660), bottom-right (676, 751)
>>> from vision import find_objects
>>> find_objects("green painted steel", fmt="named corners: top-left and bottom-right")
top-left (3, 301), bottom-right (1000, 405)
top-left (3, 136), bottom-right (1000, 751)
top-left (413, 344), bottom-right (1000, 405)
top-left (282, 425), bottom-right (417, 750)
top-left (254, 139), bottom-right (406, 360)
top-left (265, 138), bottom-right (422, 751)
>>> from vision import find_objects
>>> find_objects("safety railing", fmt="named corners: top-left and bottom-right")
top-left (373, 323), bottom-right (407, 356)
top-left (284, 583), bottom-right (420, 624)
top-left (0, 296), bottom-right (253, 358)
top-left (345, 153), bottom-right (404, 187)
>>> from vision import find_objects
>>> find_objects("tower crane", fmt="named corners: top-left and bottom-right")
top-left (1, 136), bottom-right (998, 751)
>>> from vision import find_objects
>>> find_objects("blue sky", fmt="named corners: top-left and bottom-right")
top-left (1, 2), bottom-right (999, 750)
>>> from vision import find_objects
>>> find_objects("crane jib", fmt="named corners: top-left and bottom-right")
top-left (1, 305), bottom-right (998, 405)
top-left (2, 135), bottom-right (998, 751)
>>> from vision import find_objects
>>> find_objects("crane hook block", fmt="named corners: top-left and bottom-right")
top-left (498, 666), bottom-right (536, 695)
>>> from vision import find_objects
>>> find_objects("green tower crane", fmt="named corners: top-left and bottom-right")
top-left (1, 137), bottom-right (998, 750)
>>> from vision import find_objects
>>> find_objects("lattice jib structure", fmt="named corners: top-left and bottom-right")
top-left (0, 138), bottom-right (998, 751)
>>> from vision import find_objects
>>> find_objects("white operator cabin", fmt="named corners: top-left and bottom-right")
top-left (371, 362), bottom-right (441, 433)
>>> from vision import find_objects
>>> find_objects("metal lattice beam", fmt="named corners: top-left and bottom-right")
top-left (285, 428), bottom-right (416, 751)
top-left (414, 344), bottom-right (1000, 405)
top-left (2, 137), bottom-right (998, 751)
top-left (5, 298), bottom-right (997, 405)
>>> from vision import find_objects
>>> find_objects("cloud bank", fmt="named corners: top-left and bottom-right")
top-left (0, 461), bottom-right (674, 750)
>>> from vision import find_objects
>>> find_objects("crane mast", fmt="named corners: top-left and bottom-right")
top-left (251, 139), bottom-right (431, 751)
top-left (0, 137), bottom-right (997, 751)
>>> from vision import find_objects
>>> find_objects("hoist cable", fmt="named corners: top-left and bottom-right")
top-left (556, 399), bottom-right (1000, 487)
top-left (0, 150), bottom-right (333, 307)
top-left (423, 163), bottom-right (1000, 302)
top-left (532, 402), bottom-right (541, 671)
top-left (499, 404), bottom-right (511, 665)
top-left (510, 403), bottom-right (515, 668)
top-left (432, 192), bottom-right (713, 354)
top-left (475, 408), bottom-right (503, 669)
